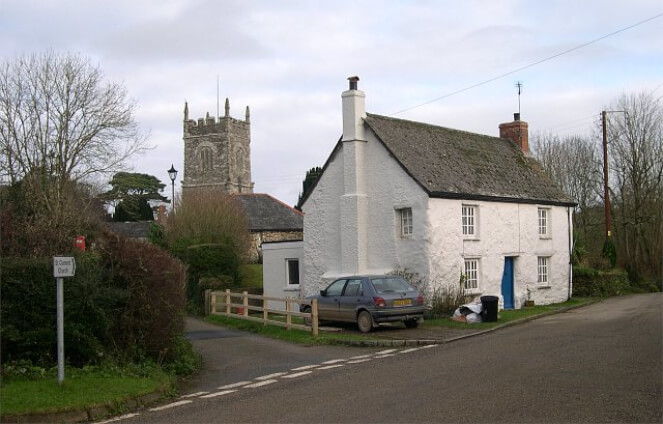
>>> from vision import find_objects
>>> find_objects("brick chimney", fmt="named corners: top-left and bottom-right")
top-left (499, 113), bottom-right (529, 154)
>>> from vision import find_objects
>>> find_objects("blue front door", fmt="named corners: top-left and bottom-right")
top-left (501, 257), bottom-right (515, 309)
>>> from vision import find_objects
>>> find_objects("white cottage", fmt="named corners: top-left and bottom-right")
top-left (300, 77), bottom-right (576, 309)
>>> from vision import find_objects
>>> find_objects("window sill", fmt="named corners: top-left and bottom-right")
top-left (539, 236), bottom-right (552, 240)
top-left (537, 284), bottom-right (551, 290)
top-left (463, 237), bottom-right (480, 242)
top-left (284, 286), bottom-right (300, 291)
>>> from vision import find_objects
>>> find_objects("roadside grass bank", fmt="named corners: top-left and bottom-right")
top-left (424, 297), bottom-right (595, 329)
top-left (0, 364), bottom-right (175, 418)
top-left (205, 297), bottom-right (597, 343)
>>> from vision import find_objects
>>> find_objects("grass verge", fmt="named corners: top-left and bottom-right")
top-left (1, 365), bottom-right (174, 416)
top-left (423, 297), bottom-right (595, 329)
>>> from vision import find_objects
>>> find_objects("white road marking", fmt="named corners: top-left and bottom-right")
top-left (292, 364), bottom-right (319, 371)
top-left (218, 381), bottom-right (252, 389)
top-left (317, 364), bottom-right (345, 370)
top-left (245, 379), bottom-right (279, 388)
top-left (376, 349), bottom-right (397, 355)
top-left (179, 391), bottom-right (209, 398)
top-left (400, 347), bottom-right (422, 354)
top-left (255, 372), bottom-right (288, 380)
top-left (349, 354), bottom-right (372, 359)
top-left (348, 358), bottom-right (372, 364)
top-left (421, 344), bottom-right (437, 349)
top-left (321, 358), bottom-right (346, 364)
top-left (94, 413), bottom-right (140, 424)
top-left (200, 390), bottom-right (237, 398)
top-left (148, 400), bottom-right (192, 412)
top-left (282, 371), bottom-right (313, 378)
top-left (375, 354), bottom-right (396, 359)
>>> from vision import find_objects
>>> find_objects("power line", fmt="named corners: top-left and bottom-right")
top-left (390, 12), bottom-right (663, 116)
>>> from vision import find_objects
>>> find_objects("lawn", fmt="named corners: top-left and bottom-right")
top-left (0, 366), bottom-right (174, 417)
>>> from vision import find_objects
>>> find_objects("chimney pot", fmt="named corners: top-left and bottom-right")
top-left (348, 75), bottom-right (360, 90)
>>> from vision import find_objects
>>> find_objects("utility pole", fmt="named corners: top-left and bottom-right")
top-left (601, 110), bottom-right (626, 240)
top-left (602, 111), bottom-right (611, 240)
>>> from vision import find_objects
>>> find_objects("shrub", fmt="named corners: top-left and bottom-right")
top-left (1, 234), bottom-right (187, 367)
top-left (572, 266), bottom-right (630, 297)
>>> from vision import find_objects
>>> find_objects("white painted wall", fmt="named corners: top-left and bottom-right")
top-left (262, 241), bottom-right (303, 311)
top-left (427, 199), bottom-right (571, 308)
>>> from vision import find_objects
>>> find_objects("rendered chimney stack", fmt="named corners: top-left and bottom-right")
top-left (342, 76), bottom-right (366, 142)
top-left (499, 113), bottom-right (529, 154)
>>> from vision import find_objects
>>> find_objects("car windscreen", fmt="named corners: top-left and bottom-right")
top-left (370, 277), bottom-right (415, 293)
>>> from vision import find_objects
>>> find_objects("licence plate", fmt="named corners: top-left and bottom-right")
top-left (392, 299), bottom-right (412, 307)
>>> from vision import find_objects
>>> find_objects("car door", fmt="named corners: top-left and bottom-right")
top-left (317, 279), bottom-right (346, 321)
top-left (338, 279), bottom-right (364, 322)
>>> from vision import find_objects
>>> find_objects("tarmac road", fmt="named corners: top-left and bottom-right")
top-left (111, 293), bottom-right (662, 423)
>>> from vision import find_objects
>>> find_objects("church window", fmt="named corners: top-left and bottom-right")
top-left (200, 147), bottom-right (213, 171)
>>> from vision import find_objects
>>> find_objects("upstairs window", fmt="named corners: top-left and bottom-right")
top-left (462, 205), bottom-right (477, 237)
top-left (538, 208), bottom-right (550, 237)
top-left (399, 208), bottom-right (413, 237)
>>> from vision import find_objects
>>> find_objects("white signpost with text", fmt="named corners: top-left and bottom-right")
top-left (53, 256), bottom-right (76, 384)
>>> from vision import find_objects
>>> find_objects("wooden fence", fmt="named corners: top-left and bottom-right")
top-left (206, 289), bottom-right (319, 336)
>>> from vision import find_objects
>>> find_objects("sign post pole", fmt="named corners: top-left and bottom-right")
top-left (53, 256), bottom-right (75, 385)
top-left (57, 276), bottom-right (64, 384)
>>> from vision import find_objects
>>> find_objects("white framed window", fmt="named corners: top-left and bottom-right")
top-left (286, 259), bottom-right (300, 286)
top-left (537, 256), bottom-right (549, 285)
top-left (538, 208), bottom-right (551, 238)
top-left (463, 259), bottom-right (479, 291)
top-left (399, 207), bottom-right (413, 237)
top-left (462, 205), bottom-right (477, 237)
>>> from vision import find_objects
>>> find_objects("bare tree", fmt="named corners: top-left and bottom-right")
top-left (605, 92), bottom-right (663, 281)
top-left (0, 51), bottom-right (149, 254)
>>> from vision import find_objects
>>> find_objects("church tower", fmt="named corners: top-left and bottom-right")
top-left (181, 99), bottom-right (253, 197)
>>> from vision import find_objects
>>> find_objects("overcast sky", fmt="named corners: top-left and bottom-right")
top-left (1, 0), bottom-right (661, 206)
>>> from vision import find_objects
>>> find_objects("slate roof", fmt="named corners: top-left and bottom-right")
top-left (232, 193), bottom-right (303, 232)
top-left (360, 113), bottom-right (575, 206)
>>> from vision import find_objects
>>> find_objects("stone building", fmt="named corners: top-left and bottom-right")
top-left (182, 98), bottom-right (253, 197)
top-left (181, 100), bottom-right (302, 262)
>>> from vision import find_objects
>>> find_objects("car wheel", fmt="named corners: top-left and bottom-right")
top-left (302, 306), bottom-right (312, 327)
top-left (404, 319), bottom-right (419, 329)
top-left (357, 311), bottom-right (373, 333)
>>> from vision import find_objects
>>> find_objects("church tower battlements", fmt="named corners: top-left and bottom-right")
top-left (182, 99), bottom-right (254, 197)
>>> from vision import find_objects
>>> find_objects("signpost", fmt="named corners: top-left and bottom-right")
top-left (53, 256), bottom-right (76, 384)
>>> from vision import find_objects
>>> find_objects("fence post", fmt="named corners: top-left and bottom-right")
top-left (204, 289), bottom-right (211, 315)
top-left (225, 289), bottom-right (231, 315)
top-left (210, 290), bottom-right (217, 315)
top-left (285, 298), bottom-right (292, 330)
top-left (242, 291), bottom-right (249, 317)
top-left (312, 299), bottom-right (319, 337)
top-left (262, 297), bottom-right (268, 324)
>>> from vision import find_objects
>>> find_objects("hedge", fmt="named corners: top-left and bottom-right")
top-left (573, 266), bottom-right (630, 297)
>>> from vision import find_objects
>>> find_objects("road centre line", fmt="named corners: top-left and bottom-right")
top-left (200, 390), bottom-right (237, 398)
top-left (321, 359), bottom-right (346, 364)
top-left (347, 358), bottom-right (372, 364)
top-left (244, 379), bottom-right (279, 388)
top-left (180, 391), bottom-right (209, 398)
top-left (148, 400), bottom-right (192, 412)
top-left (376, 349), bottom-right (397, 355)
top-left (400, 347), bottom-right (422, 354)
top-left (218, 381), bottom-right (252, 389)
top-left (421, 344), bottom-right (437, 349)
top-left (317, 364), bottom-right (345, 370)
top-left (374, 354), bottom-right (396, 359)
top-left (349, 354), bottom-right (373, 359)
top-left (291, 364), bottom-right (319, 371)
top-left (255, 372), bottom-right (288, 380)
top-left (281, 371), bottom-right (313, 378)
